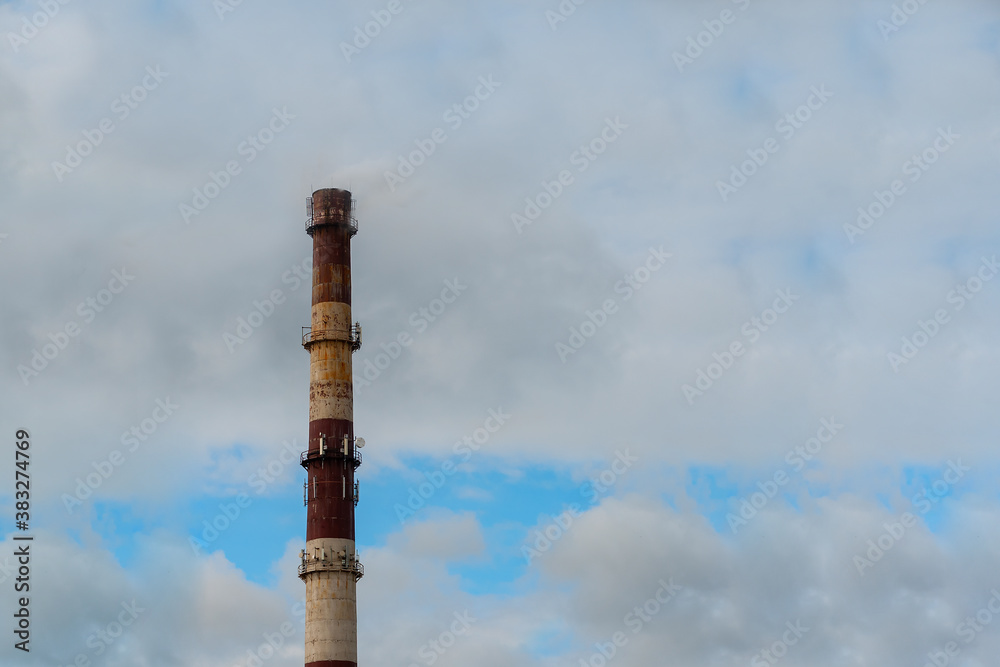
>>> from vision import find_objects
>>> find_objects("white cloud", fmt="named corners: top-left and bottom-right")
top-left (2, 0), bottom-right (1000, 663)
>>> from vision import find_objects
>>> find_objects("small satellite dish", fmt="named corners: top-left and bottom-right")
top-left (356, 437), bottom-right (366, 449)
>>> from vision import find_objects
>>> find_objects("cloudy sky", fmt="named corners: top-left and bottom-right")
top-left (3, 0), bottom-right (1000, 665)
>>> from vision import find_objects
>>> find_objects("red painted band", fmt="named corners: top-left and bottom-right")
top-left (308, 419), bottom-right (353, 447)
top-left (312, 261), bottom-right (352, 305)
top-left (313, 237), bottom-right (352, 286)
top-left (304, 417), bottom-right (356, 541)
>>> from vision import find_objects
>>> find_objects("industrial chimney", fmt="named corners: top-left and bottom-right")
top-left (299, 188), bottom-right (363, 667)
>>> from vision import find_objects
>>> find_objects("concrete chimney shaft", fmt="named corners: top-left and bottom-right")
top-left (299, 188), bottom-right (362, 667)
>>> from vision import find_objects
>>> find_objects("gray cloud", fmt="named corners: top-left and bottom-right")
top-left (2, 0), bottom-right (1000, 664)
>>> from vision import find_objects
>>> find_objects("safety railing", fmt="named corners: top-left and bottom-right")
top-left (304, 196), bottom-right (358, 236)
top-left (301, 323), bottom-right (361, 351)
top-left (299, 446), bottom-right (362, 469)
